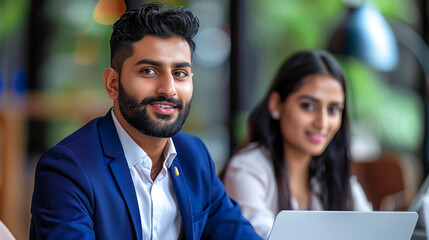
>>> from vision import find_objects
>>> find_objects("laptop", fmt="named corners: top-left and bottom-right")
top-left (268, 210), bottom-right (418, 240)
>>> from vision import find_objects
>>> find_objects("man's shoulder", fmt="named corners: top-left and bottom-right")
top-left (172, 132), bottom-right (210, 161)
top-left (36, 116), bottom-right (107, 176)
top-left (172, 132), bottom-right (205, 148)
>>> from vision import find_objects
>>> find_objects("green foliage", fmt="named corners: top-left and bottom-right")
top-left (371, 0), bottom-right (418, 23)
top-left (341, 59), bottom-right (423, 152)
top-left (0, 0), bottom-right (30, 40)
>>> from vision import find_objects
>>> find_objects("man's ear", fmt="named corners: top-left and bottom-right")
top-left (103, 67), bottom-right (119, 100)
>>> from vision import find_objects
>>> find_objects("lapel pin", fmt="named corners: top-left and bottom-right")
top-left (174, 166), bottom-right (180, 176)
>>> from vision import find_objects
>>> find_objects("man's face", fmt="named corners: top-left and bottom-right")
top-left (118, 35), bottom-right (193, 137)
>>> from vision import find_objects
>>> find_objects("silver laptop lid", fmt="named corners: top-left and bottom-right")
top-left (268, 210), bottom-right (418, 240)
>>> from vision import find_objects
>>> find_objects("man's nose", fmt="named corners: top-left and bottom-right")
top-left (156, 73), bottom-right (177, 97)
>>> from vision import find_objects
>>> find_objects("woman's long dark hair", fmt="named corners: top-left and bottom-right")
top-left (225, 50), bottom-right (351, 210)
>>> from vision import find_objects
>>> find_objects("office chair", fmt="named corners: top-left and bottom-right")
top-left (351, 153), bottom-right (420, 211)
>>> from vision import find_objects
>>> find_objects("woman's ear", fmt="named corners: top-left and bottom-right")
top-left (103, 67), bottom-right (119, 100)
top-left (268, 91), bottom-right (282, 120)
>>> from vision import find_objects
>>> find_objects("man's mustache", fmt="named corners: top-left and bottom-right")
top-left (139, 96), bottom-right (183, 109)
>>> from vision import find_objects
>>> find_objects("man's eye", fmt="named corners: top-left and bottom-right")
top-left (141, 69), bottom-right (155, 75)
top-left (174, 71), bottom-right (187, 77)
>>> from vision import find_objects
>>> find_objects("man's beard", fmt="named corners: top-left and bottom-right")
top-left (118, 80), bottom-right (191, 138)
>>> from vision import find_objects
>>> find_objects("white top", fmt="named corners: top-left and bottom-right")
top-left (0, 221), bottom-right (15, 240)
top-left (223, 144), bottom-right (372, 240)
top-left (112, 110), bottom-right (181, 240)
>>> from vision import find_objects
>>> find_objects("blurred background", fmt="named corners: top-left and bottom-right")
top-left (0, 0), bottom-right (428, 239)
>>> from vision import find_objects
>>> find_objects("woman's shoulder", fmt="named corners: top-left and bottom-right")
top-left (229, 143), bottom-right (273, 168)
top-left (223, 143), bottom-right (276, 183)
top-left (223, 142), bottom-right (278, 204)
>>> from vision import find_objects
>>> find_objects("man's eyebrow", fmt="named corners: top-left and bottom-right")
top-left (174, 62), bottom-right (191, 68)
top-left (135, 59), bottom-right (191, 68)
top-left (135, 59), bottom-right (162, 66)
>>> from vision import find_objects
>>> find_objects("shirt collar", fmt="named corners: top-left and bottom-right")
top-left (111, 109), bottom-right (177, 169)
top-left (164, 137), bottom-right (177, 168)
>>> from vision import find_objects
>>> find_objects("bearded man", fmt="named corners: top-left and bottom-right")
top-left (30, 3), bottom-right (261, 240)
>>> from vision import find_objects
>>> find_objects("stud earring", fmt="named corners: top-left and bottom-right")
top-left (271, 110), bottom-right (280, 119)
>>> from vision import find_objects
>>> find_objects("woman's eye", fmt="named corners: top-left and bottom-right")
top-left (328, 106), bottom-right (343, 115)
top-left (301, 103), bottom-right (315, 111)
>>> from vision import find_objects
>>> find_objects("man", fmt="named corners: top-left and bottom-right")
top-left (30, 3), bottom-right (261, 240)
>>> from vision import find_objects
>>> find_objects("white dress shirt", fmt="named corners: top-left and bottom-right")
top-left (223, 143), bottom-right (372, 239)
top-left (112, 110), bottom-right (181, 240)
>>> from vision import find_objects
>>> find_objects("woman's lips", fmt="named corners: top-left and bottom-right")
top-left (306, 132), bottom-right (326, 144)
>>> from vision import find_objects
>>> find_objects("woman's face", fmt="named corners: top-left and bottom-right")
top-left (271, 74), bottom-right (345, 159)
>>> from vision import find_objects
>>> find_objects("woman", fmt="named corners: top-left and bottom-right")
top-left (222, 50), bottom-right (372, 239)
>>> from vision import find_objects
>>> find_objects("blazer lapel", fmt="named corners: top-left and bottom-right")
top-left (170, 158), bottom-right (194, 240)
top-left (109, 158), bottom-right (142, 240)
top-left (99, 111), bottom-right (142, 240)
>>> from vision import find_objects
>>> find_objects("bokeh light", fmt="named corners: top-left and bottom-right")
top-left (93, 0), bottom-right (126, 25)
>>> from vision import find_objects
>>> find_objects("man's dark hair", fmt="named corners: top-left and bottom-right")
top-left (110, 3), bottom-right (200, 74)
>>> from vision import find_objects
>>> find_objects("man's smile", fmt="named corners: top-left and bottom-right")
top-left (149, 101), bottom-right (178, 115)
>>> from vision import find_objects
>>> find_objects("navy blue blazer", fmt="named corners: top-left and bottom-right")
top-left (30, 111), bottom-right (261, 240)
